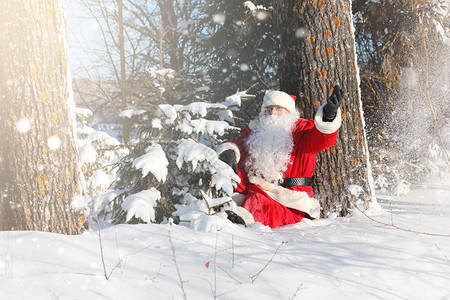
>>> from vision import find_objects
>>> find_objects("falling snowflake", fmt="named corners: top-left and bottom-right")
top-left (212, 13), bottom-right (226, 25)
top-left (48, 136), bottom-right (62, 150)
top-left (240, 63), bottom-right (249, 71)
top-left (255, 11), bottom-right (268, 21)
top-left (17, 118), bottom-right (31, 133)
top-left (295, 28), bottom-right (307, 38)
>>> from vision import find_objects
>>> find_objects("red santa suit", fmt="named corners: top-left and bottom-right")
top-left (218, 92), bottom-right (342, 228)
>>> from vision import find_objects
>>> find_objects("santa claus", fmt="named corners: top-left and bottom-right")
top-left (217, 86), bottom-right (344, 228)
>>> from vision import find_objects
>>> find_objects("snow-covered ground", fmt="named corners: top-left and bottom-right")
top-left (1, 184), bottom-right (450, 300)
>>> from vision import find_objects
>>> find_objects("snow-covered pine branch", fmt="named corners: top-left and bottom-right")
top-left (76, 108), bottom-right (129, 198)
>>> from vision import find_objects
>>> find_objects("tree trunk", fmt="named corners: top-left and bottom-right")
top-left (275, 0), bottom-right (374, 216)
top-left (117, 0), bottom-right (130, 143)
top-left (0, 0), bottom-right (85, 233)
top-left (157, 0), bottom-right (181, 70)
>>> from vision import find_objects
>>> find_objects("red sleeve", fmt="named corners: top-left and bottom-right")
top-left (294, 119), bottom-right (338, 154)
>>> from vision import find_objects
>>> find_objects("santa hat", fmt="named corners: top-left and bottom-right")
top-left (261, 91), bottom-right (297, 113)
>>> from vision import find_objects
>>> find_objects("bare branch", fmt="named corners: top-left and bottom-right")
top-left (354, 205), bottom-right (450, 238)
top-left (250, 241), bottom-right (287, 284)
top-left (168, 231), bottom-right (188, 300)
top-left (435, 243), bottom-right (450, 264)
top-left (289, 283), bottom-right (304, 300)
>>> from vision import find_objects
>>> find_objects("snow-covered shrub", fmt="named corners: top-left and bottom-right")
top-left (75, 107), bottom-right (130, 219)
top-left (97, 67), bottom-right (251, 224)
top-left (173, 191), bottom-right (239, 231)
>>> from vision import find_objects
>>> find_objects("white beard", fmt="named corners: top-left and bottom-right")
top-left (244, 111), bottom-right (299, 184)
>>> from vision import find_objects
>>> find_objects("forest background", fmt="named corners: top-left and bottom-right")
top-left (66, 0), bottom-right (449, 226)
top-left (0, 1), bottom-right (449, 299)
top-left (0, 0), bottom-right (449, 230)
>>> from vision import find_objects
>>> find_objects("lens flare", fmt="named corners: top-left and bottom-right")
top-left (48, 136), bottom-right (62, 150)
top-left (17, 118), bottom-right (32, 133)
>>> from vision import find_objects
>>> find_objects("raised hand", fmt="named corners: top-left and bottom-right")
top-left (323, 85), bottom-right (344, 122)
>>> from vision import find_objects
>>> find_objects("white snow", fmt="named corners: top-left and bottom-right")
top-left (189, 211), bottom-right (231, 232)
top-left (240, 63), bottom-right (249, 71)
top-left (87, 170), bottom-right (114, 192)
top-left (435, 20), bottom-right (450, 46)
top-left (174, 102), bottom-right (228, 117)
top-left (88, 131), bottom-right (122, 147)
top-left (16, 118), bottom-right (32, 134)
top-left (244, 1), bottom-right (257, 11)
top-left (392, 179), bottom-right (412, 196)
top-left (121, 188), bottom-right (161, 223)
top-left (176, 138), bottom-right (218, 172)
top-left (119, 109), bottom-right (147, 118)
top-left (210, 159), bottom-right (240, 196)
top-left (216, 109), bottom-right (234, 123)
top-left (177, 118), bottom-right (195, 135)
top-left (70, 194), bottom-right (86, 210)
top-left (158, 104), bottom-right (177, 124)
top-left (77, 124), bottom-right (97, 136)
top-left (244, 1), bottom-right (268, 12)
top-left (147, 67), bottom-right (175, 79)
top-left (75, 107), bottom-right (93, 120)
top-left (221, 90), bottom-right (253, 107)
top-left (92, 190), bottom-right (123, 212)
top-left (212, 13), bottom-right (226, 26)
top-left (75, 124), bottom-right (129, 199)
top-left (1, 184), bottom-right (450, 299)
top-left (348, 184), bottom-right (364, 196)
top-left (190, 118), bottom-right (237, 136)
top-left (132, 144), bottom-right (168, 183)
top-left (151, 118), bottom-right (162, 129)
top-left (47, 135), bottom-right (62, 150)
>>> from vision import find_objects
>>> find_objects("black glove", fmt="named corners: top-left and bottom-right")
top-left (323, 85), bottom-right (344, 122)
top-left (218, 149), bottom-right (238, 174)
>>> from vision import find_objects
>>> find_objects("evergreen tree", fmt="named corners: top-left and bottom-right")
top-left (203, 0), bottom-right (277, 125)
top-left (93, 67), bottom-right (251, 224)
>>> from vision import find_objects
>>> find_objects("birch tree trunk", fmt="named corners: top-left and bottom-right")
top-left (0, 0), bottom-right (85, 233)
top-left (275, 0), bottom-right (374, 216)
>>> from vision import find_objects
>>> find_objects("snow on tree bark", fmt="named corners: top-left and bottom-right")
top-left (275, 0), bottom-right (374, 216)
top-left (0, 0), bottom-right (85, 233)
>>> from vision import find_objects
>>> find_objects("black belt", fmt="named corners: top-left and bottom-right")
top-left (281, 177), bottom-right (312, 187)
